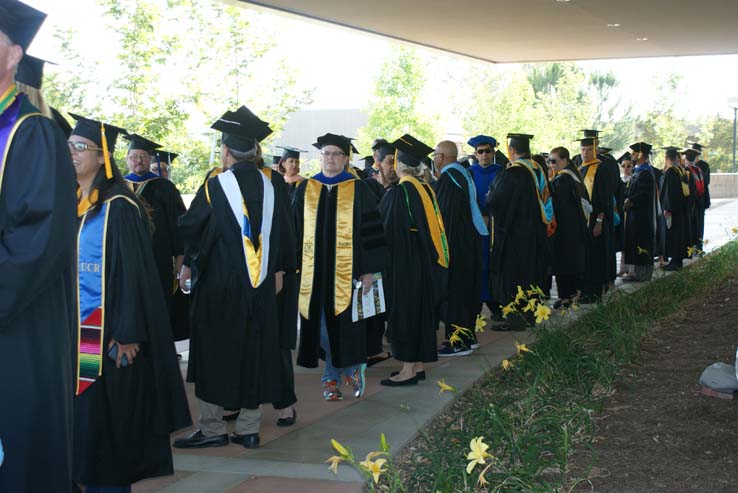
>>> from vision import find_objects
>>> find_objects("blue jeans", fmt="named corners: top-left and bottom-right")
top-left (320, 313), bottom-right (359, 384)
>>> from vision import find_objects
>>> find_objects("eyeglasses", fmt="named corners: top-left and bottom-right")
top-left (321, 150), bottom-right (346, 158)
top-left (128, 153), bottom-right (150, 162)
top-left (67, 141), bottom-right (102, 153)
top-left (476, 148), bottom-right (494, 155)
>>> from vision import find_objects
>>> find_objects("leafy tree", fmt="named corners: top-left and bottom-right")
top-left (697, 116), bottom-right (736, 172)
top-left (356, 47), bottom-right (439, 153)
top-left (636, 73), bottom-right (688, 152)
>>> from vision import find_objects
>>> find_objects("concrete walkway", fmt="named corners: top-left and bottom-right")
top-left (133, 198), bottom-right (738, 493)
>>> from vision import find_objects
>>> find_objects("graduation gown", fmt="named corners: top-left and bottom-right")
top-left (488, 163), bottom-right (548, 306)
top-left (180, 161), bottom-right (296, 409)
top-left (432, 167), bottom-right (482, 333)
top-left (74, 189), bottom-right (191, 486)
top-left (660, 166), bottom-right (690, 261)
top-left (0, 96), bottom-right (77, 493)
top-left (126, 174), bottom-right (188, 340)
top-left (686, 163), bottom-right (707, 248)
top-left (696, 159), bottom-right (711, 209)
top-left (292, 175), bottom-right (384, 369)
top-left (469, 163), bottom-right (503, 303)
top-left (379, 180), bottom-right (446, 363)
top-left (550, 169), bottom-right (588, 276)
top-left (579, 160), bottom-right (613, 290)
top-left (624, 165), bottom-right (658, 265)
top-left (599, 154), bottom-right (621, 282)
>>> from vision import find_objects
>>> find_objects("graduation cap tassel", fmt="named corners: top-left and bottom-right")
top-left (100, 122), bottom-right (113, 179)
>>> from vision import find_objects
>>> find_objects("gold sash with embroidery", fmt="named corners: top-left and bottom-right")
top-left (581, 159), bottom-right (600, 200)
top-left (399, 176), bottom-right (449, 267)
top-left (299, 179), bottom-right (356, 318)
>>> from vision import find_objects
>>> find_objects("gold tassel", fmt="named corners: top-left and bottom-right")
top-left (100, 123), bottom-right (113, 179)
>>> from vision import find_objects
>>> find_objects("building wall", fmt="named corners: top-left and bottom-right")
top-left (709, 173), bottom-right (738, 199)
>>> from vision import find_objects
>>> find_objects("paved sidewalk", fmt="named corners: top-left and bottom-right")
top-left (134, 198), bottom-right (738, 493)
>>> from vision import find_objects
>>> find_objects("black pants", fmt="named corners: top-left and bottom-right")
top-left (555, 274), bottom-right (578, 300)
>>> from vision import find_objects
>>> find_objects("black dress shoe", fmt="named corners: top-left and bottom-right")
top-left (276, 408), bottom-right (297, 427)
top-left (390, 370), bottom-right (426, 380)
top-left (380, 375), bottom-right (418, 386)
top-left (230, 432), bottom-right (260, 449)
top-left (173, 430), bottom-right (229, 449)
top-left (367, 352), bottom-right (392, 367)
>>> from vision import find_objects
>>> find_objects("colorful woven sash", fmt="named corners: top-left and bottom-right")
top-left (512, 159), bottom-right (556, 236)
top-left (76, 201), bottom-right (110, 395)
top-left (687, 164), bottom-right (705, 197)
top-left (399, 176), bottom-right (449, 267)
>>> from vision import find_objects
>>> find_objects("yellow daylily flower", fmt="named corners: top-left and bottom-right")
top-left (732, 226), bottom-right (738, 235)
top-left (475, 314), bottom-right (486, 333)
top-left (514, 285), bottom-right (526, 303)
top-left (449, 331), bottom-right (462, 347)
top-left (437, 378), bottom-right (456, 394)
top-left (331, 439), bottom-right (350, 459)
top-left (704, 239), bottom-right (710, 245)
top-left (365, 450), bottom-right (386, 460)
top-left (501, 303), bottom-right (517, 319)
top-left (535, 303), bottom-right (551, 324)
top-left (326, 455), bottom-right (343, 475)
top-left (502, 359), bottom-right (514, 371)
top-left (466, 436), bottom-right (493, 474)
top-left (359, 458), bottom-right (387, 483)
top-left (477, 463), bottom-right (493, 487)
top-left (526, 285), bottom-right (544, 297)
top-left (515, 340), bottom-right (531, 355)
top-left (636, 246), bottom-right (648, 255)
top-left (522, 297), bottom-right (538, 313)
top-left (687, 246), bottom-right (695, 257)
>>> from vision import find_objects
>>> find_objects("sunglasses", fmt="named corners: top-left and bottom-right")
top-left (546, 158), bottom-right (557, 164)
top-left (67, 141), bottom-right (103, 153)
top-left (476, 148), bottom-right (494, 155)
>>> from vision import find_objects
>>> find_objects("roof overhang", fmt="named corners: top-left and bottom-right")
top-left (228, 0), bottom-right (738, 63)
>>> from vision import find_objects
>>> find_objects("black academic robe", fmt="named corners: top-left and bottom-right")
top-left (686, 163), bottom-right (707, 248)
top-left (696, 159), bottom-right (711, 209)
top-left (599, 154), bottom-right (621, 282)
top-left (180, 161), bottom-right (296, 410)
top-left (380, 180), bottom-right (446, 363)
top-left (624, 165), bottom-right (658, 265)
top-left (293, 178), bottom-right (385, 369)
top-left (129, 177), bottom-right (188, 340)
top-left (488, 163), bottom-right (548, 306)
top-left (74, 190), bottom-right (191, 486)
top-left (660, 166), bottom-right (690, 262)
top-left (0, 99), bottom-right (77, 493)
top-left (433, 168), bottom-right (482, 333)
top-left (579, 161), bottom-right (613, 291)
top-left (550, 170), bottom-right (588, 276)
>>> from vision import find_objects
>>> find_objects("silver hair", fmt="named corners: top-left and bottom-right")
top-left (397, 160), bottom-right (424, 178)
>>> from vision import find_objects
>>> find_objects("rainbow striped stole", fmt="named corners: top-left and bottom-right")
top-left (76, 201), bottom-right (110, 395)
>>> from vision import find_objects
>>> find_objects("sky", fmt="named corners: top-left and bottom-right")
top-left (22, 0), bottom-right (738, 120)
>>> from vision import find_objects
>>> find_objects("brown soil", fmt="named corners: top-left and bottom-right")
top-left (571, 275), bottom-right (738, 493)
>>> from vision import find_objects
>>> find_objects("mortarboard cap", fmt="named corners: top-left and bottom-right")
top-left (271, 155), bottom-right (281, 165)
top-left (682, 148), bottom-right (701, 160)
top-left (211, 106), bottom-right (272, 153)
top-left (629, 142), bottom-right (653, 155)
top-left (575, 137), bottom-right (597, 147)
top-left (0, 1), bottom-right (46, 52)
top-left (361, 155), bottom-right (374, 166)
top-left (467, 135), bottom-right (498, 149)
top-left (392, 134), bottom-right (434, 168)
top-left (151, 150), bottom-right (179, 164)
top-left (124, 133), bottom-right (162, 152)
top-left (662, 146), bottom-right (681, 160)
top-left (507, 133), bottom-right (533, 152)
top-left (69, 113), bottom-right (127, 151)
top-left (15, 54), bottom-right (54, 89)
top-left (689, 142), bottom-right (705, 152)
top-left (313, 133), bottom-right (358, 156)
top-left (371, 138), bottom-right (389, 151)
top-left (50, 107), bottom-right (71, 138)
top-left (598, 146), bottom-right (612, 155)
top-left (276, 145), bottom-right (306, 160)
top-left (581, 129), bottom-right (601, 138)
top-left (617, 152), bottom-right (632, 164)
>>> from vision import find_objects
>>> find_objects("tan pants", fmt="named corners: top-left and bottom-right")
top-left (198, 398), bottom-right (261, 436)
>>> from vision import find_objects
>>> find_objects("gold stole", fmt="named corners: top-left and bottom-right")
top-left (399, 176), bottom-right (449, 267)
top-left (581, 159), bottom-right (600, 200)
top-left (299, 179), bottom-right (356, 319)
top-left (672, 166), bottom-right (690, 197)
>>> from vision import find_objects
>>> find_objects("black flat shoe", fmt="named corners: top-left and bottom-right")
top-left (367, 352), bottom-right (392, 367)
top-left (229, 432), bottom-right (260, 449)
top-left (380, 375), bottom-right (418, 386)
top-left (390, 370), bottom-right (426, 380)
top-left (173, 430), bottom-right (229, 449)
top-left (222, 411), bottom-right (240, 422)
top-left (276, 408), bottom-right (297, 427)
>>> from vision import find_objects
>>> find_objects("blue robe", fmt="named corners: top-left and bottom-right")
top-left (468, 163), bottom-right (503, 302)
